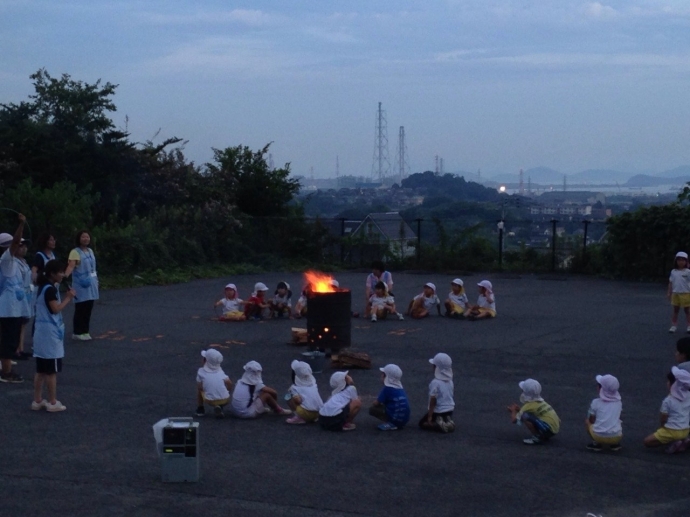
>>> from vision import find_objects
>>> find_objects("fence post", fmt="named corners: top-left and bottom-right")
top-left (415, 218), bottom-right (422, 266)
top-left (497, 219), bottom-right (505, 270)
top-left (550, 219), bottom-right (558, 271)
top-left (582, 219), bottom-right (590, 265)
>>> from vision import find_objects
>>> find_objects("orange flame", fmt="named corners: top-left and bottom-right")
top-left (304, 271), bottom-right (337, 293)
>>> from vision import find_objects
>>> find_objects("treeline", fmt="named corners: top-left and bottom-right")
top-left (0, 70), bottom-right (331, 275)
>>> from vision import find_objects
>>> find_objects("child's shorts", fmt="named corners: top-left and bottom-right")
top-left (671, 293), bottom-right (690, 308)
top-left (319, 405), bottom-right (350, 431)
top-left (520, 413), bottom-right (555, 440)
top-left (477, 307), bottom-right (496, 317)
top-left (222, 311), bottom-right (244, 321)
top-left (449, 303), bottom-right (465, 315)
top-left (587, 423), bottom-right (622, 445)
top-left (36, 357), bottom-right (62, 375)
top-left (654, 426), bottom-right (689, 444)
top-left (295, 405), bottom-right (319, 422)
top-left (202, 395), bottom-right (230, 407)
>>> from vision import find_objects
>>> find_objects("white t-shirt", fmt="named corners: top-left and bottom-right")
top-left (289, 384), bottom-right (323, 412)
top-left (320, 385), bottom-right (358, 417)
top-left (272, 293), bottom-right (292, 307)
top-left (296, 295), bottom-right (307, 308)
top-left (366, 272), bottom-right (393, 295)
top-left (219, 298), bottom-right (243, 313)
top-left (477, 294), bottom-right (496, 311)
top-left (370, 294), bottom-right (394, 309)
top-left (448, 291), bottom-right (468, 307)
top-left (660, 395), bottom-right (690, 430)
top-left (669, 269), bottom-right (690, 294)
top-left (414, 293), bottom-right (440, 311)
top-left (429, 379), bottom-right (455, 413)
top-left (196, 368), bottom-right (230, 401)
top-left (588, 398), bottom-right (622, 436)
top-left (0, 248), bottom-right (16, 277)
top-left (230, 381), bottom-right (266, 418)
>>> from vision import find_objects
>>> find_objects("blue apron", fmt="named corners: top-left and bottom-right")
top-left (18, 259), bottom-right (34, 317)
top-left (72, 248), bottom-right (99, 302)
top-left (33, 284), bottom-right (65, 359)
top-left (0, 250), bottom-right (29, 318)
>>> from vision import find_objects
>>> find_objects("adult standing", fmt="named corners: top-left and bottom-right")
top-left (365, 260), bottom-right (394, 300)
top-left (0, 214), bottom-right (32, 383)
top-left (65, 230), bottom-right (99, 341)
top-left (31, 232), bottom-right (57, 283)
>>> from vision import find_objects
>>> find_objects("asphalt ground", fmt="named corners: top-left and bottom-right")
top-left (1, 272), bottom-right (689, 517)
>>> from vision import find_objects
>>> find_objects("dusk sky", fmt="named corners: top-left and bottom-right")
top-left (2, 1), bottom-right (690, 178)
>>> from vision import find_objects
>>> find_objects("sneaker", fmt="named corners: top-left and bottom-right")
top-left (274, 407), bottom-right (292, 416)
top-left (371, 314), bottom-right (377, 322)
top-left (0, 372), bottom-right (24, 383)
top-left (397, 313), bottom-right (404, 321)
top-left (82, 333), bottom-right (93, 341)
top-left (686, 326), bottom-right (690, 334)
top-left (609, 443), bottom-right (622, 452)
top-left (46, 401), bottom-right (67, 412)
top-left (195, 406), bottom-right (205, 417)
top-left (666, 440), bottom-right (686, 454)
top-left (342, 422), bottom-right (356, 431)
top-left (377, 422), bottom-right (398, 431)
top-left (669, 325), bottom-right (677, 333)
top-left (31, 399), bottom-right (48, 411)
top-left (523, 436), bottom-right (542, 445)
top-left (286, 415), bottom-right (307, 425)
top-left (213, 406), bottom-right (224, 419)
top-left (586, 442), bottom-right (603, 451)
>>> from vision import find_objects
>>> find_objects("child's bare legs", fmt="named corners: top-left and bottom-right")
top-left (259, 386), bottom-right (282, 411)
top-left (523, 419), bottom-right (538, 437)
top-left (33, 373), bottom-right (57, 404)
top-left (643, 433), bottom-right (663, 448)
top-left (406, 300), bottom-right (414, 315)
top-left (368, 404), bottom-right (387, 422)
top-left (365, 302), bottom-right (373, 318)
top-left (287, 396), bottom-right (299, 411)
top-left (684, 307), bottom-right (690, 326)
top-left (18, 322), bottom-right (26, 354)
top-left (345, 399), bottom-right (361, 424)
top-left (671, 305), bottom-right (680, 326)
top-left (444, 300), bottom-right (452, 316)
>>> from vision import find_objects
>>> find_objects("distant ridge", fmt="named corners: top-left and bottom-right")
top-left (486, 165), bottom-right (690, 185)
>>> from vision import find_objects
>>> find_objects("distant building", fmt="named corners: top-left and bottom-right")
top-left (352, 212), bottom-right (417, 258)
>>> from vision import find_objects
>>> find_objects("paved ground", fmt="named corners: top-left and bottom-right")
top-left (2, 271), bottom-right (689, 517)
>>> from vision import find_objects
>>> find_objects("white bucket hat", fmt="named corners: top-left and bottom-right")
top-left (330, 370), bottom-right (349, 395)
top-left (291, 360), bottom-right (316, 387)
top-left (595, 374), bottom-right (621, 402)
top-left (424, 282), bottom-right (436, 293)
top-left (240, 361), bottom-right (264, 386)
top-left (0, 233), bottom-right (12, 247)
top-left (676, 252), bottom-right (688, 260)
top-left (519, 379), bottom-right (544, 402)
top-left (254, 282), bottom-right (269, 292)
top-left (331, 279), bottom-right (340, 288)
top-left (201, 349), bottom-right (223, 372)
top-left (451, 278), bottom-right (464, 287)
top-left (225, 283), bottom-right (237, 290)
top-left (380, 364), bottom-right (403, 389)
top-left (477, 280), bottom-right (493, 293)
top-left (429, 353), bottom-right (453, 381)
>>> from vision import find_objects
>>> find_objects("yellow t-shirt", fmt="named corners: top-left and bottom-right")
top-left (518, 400), bottom-right (560, 434)
top-left (68, 249), bottom-right (81, 262)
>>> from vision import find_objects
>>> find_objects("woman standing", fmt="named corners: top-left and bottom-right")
top-left (31, 232), bottom-right (57, 282)
top-left (65, 230), bottom-right (99, 341)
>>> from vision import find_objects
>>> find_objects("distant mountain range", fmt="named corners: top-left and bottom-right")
top-left (486, 165), bottom-right (690, 186)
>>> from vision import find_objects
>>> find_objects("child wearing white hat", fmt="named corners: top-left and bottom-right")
top-left (407, 282), bottom-right (441, 319)
top-left (668, 251), bottom-right (690, 333)
top-left (585, 374), bottom-right (623, 451)
top-left (445, 279), bottom-right (469, 318)
top-left (369, 364), bottom-right (411, 431)
top-left (643, 366), bottom-right (690, 453)
top-left (319, 371), bottom-right (361, 431)
top-left (367, 281), bottom-right (404, 322)
top-left (419, 353), bottom-right (455, 433)
top-left (195, 349), bottom-right (234, 418)
top-left (507, 379), bottom-right (560, 445)
top-left (244, 282), bottom-right (271, 320)
top-left (285, 360), bottom-right (323, 424)
top-left (229, 361), bottom-right (292, 418)
top-left (214, 283), bottom-right (246, 321)
top-left (465, 280), bottom-right (496, 320)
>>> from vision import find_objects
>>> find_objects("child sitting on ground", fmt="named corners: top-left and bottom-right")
top-left (195, 349), bottom-right (233, 419)
top-left (369, 364), bottom-right (410, 431)
top-left (229, 361), bottom-right (292, 418)
top-left (319, 371), bottom-right (361, 431)
top-left (367, 281), bottom-right (404, 322)
top-left (408, 282), bottom-right (442, 319)
top-left (677, 337), bottom-right (690, 373)
top-left (643, 366), bottom-right (690, 453)
top-left (668, 251), bottom-right (690, 333)
top-left (293, 288), bottom-right (309, 318)
top-left (445, 278), bottom-right (469, 318)
top-left (465, 280), bottom-right (496, 320)
top-left (244, 282), bottom-right (271, 320)
top-left (507, 378), bottom-right (560, 445)
top-left (214, 283), bottom-right (246, 321)
top-left (270, 281), bottom-right (292, 319)
top-left (585, 374), bottom-right (623, 451)
top-left (419, 353), bottom-right (455, 433)
top-left (285, 360), bottom-right (323, 424)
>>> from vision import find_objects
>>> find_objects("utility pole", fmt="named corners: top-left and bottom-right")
top-left (519, 168), bottom-right (524, 195)
top-left (395, 126), bottom-right (410, 181)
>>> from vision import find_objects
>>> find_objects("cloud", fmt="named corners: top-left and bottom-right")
top-left (584, 2), bottom-right (618, 19)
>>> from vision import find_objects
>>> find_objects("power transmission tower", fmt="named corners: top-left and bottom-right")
top-left (434, 155), bottom-right (439, 174)
top-left (439, 158), bottom-right (444, 175)
top-left (395, 126), bottom-right (410, 180)
top-left (519, 168), bottom-right (524, 194)
top-left (371, 102), bottom-right (390, 181)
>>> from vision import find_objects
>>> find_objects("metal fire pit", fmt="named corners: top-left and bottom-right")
top-left (307, 290), bottom-right (351, 352)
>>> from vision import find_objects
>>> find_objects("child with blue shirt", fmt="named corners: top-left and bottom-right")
top-left (369, 364), bottom-right (411, 431)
